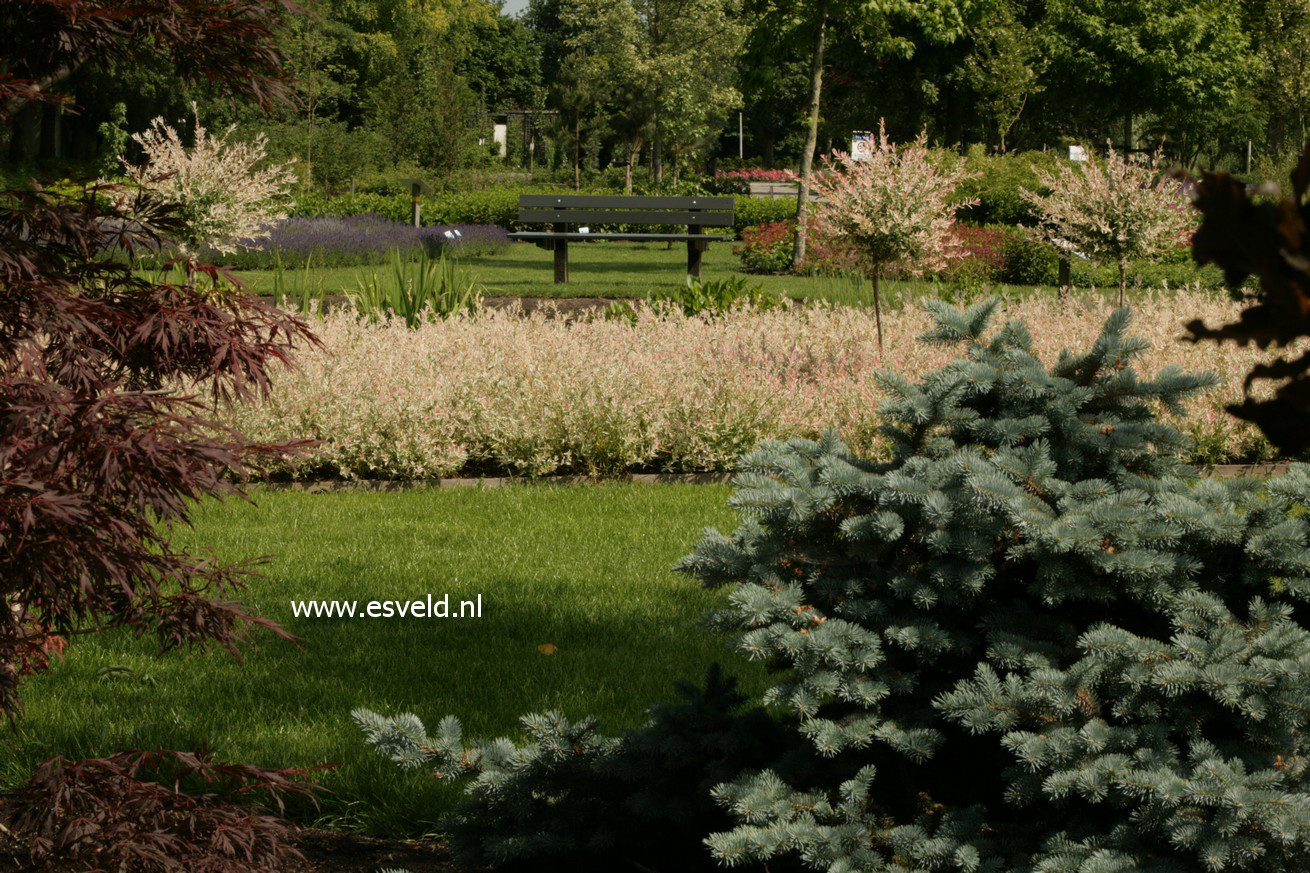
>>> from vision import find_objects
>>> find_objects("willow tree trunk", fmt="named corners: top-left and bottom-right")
top-left (872, 268), bottom-right (884, 352)
top-left (792, 1), bottom-right (828, 271)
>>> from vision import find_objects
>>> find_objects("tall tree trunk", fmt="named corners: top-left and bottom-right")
top-left (653, 111), bottom-right (663, 185)
top-left (624, 136), bottom-right (642, 194)
top-left (574, 108), bottom-right (581, 191)
top-left (1118, 261), bottom-right (1127, 307)
top-left (792, 1), bottom-right (828, 271)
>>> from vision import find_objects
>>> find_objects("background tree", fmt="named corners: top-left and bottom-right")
top-left (782, 0), bottom-right (987, 270)
top-left (1038, 0), bottom-right (1256, 161)
top-left (560, 0), bottom-right (746, 187)
top-left (958, 0), bottom-right (1044, 153)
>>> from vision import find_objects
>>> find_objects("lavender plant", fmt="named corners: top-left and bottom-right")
top-left (212, 217), bottom-right (509, 269)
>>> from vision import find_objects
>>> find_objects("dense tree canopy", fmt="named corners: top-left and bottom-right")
top-left (3, 0), bottom-right (1306, 183)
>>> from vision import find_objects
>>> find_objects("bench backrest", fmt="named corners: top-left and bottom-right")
top-left (518, 194), bottom-right (735, 227)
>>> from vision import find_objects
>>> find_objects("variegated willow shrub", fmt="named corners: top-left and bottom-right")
top-left (121, 107), bottom-right (298, 255)
top-left (808, 121), bottom-right (978, 348)
top-left (220, 290), bottom-right (1295, 482)
top-left (1023, 147), bottom-right (1194, 305)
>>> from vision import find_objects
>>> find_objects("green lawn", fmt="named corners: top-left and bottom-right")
top-left (232, 240), bottom-right (1034, 304)
top-left (1, 483), bottom-right (759, 838)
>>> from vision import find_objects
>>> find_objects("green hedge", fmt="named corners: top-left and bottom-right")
top-left (997, 227), bottom-right (1226, 289)
top-left (290, 188), bottom-right (796, 239)
top-left (732, 196), bottom-right (795, 236)
top-left (955, 148), bottom-right (1066, 227)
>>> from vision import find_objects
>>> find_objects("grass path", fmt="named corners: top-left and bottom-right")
top-left (231, 240), bottom-right (1038, 304)
top-left (1, 484), bottom-right (758, 837)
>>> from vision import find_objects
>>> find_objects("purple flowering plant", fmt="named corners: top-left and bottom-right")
top-left (207, 215), bottom-right (508, 269)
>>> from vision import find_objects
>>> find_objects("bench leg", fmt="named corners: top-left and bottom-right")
top-left (687, 227), bottom-right (704, 279)
top-left (554, 239), bottom-right (568, 284)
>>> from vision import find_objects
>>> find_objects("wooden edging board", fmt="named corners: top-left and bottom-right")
top-left (252, 464), bottom-right (1294, 493)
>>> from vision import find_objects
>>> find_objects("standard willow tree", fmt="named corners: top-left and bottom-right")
top-left (1023, 147), bottom-right (1193, 305)
top-left (809, 123), bottom-right (975, 350)
top-left (677, 300), bottom-right (1310, 871)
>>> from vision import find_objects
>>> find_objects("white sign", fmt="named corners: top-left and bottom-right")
top-left (851, 131), bottom-right (874, 162)
top-left (1068, 145), bottom-right (1088, 162)
top-left (493, 123), bottom-right (508, 158)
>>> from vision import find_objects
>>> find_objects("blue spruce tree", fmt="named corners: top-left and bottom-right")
top-left (675, 300), bottom-right (1310, 872)
top-left (358, 300), bottom-right (1310, 872)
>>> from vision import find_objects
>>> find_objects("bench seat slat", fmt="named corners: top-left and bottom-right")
top-left (509, 232), bottom-right (732, 242)
top-left (519, 208), bottom-right (734, 226)
top-left (519, 194), bottom-right (734, 210)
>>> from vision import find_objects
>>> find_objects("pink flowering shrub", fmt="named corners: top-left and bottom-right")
top-left (216, 290), bottom-right (1297, 479)
top-left (809, 122), bottom-right (977, 345)
top-left (710, 167), bottom-right (798, 194)
top-left (1023, 147), bottom-right (1194, 303)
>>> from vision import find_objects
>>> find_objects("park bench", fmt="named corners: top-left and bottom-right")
top-left (507, 194), bottom-right (735, 284)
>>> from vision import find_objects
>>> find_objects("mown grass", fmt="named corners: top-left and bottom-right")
top-left (0, 483), bottom-right (759, 838)
top-left (231, 240), bottom-right (1044, 304)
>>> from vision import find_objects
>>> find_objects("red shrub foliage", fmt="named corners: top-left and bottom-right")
top-left (939, 224), bottom-right (1008, 283)
top-left (0, 0), bottom-right (295, 119)
top-left (0, 185), bottom-right (319, 719)
top-left (736, 219), bottom-right (861, 275)
top-left (1185, 146), bottom-right (1310, 455)
top-left (735, 220), bottom-right (797, 273)
top-left (1, 748), bottom-right (324, 872)
top-left (1, 1), bottom-right (318, 720)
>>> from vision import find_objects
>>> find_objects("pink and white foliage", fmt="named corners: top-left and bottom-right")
top-left (216, 291), bottom-right (1296, 480)
top-left (123, 108), bottom-right (297, 255)
top-left (1023, 147), bottom-right (1194, 295)
top-left (808, 121), bottom-right (977, 278)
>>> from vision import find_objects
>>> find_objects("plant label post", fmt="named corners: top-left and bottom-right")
top-left (850, 131), bottom-right (873, 162)
top-left (400, 178), bottom-right (432, 228)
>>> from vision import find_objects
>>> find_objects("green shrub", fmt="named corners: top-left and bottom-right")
top-left (676, 301), bottom-right (1310, 871)
top-left (437, 189), bottom-right (523, 229)
top-left (733, 196), bottom-right (795, 238)
top-left (1071, 257), bottom-right (1227, 291)
top-left (292, 191), bottom-right (411, 224)
top-left (650, 275), bottom-right (787, 317)
top-left (956, 147), bottom-right (1064, 226)
top-left (999, 226), bottom-right (1060, 284)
